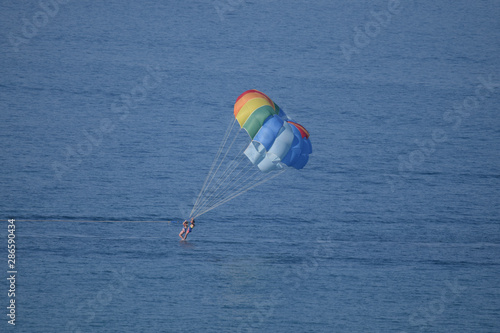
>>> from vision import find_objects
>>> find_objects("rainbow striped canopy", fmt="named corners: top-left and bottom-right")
top-left (234, 90), bottom-right (312, 172)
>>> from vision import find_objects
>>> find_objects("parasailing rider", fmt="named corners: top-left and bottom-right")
top-left (179, 220), bottom-right (189, 240)
top-left (180, 218), bottom-right (195, 241)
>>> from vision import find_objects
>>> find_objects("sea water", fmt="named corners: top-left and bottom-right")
top-left (1, 0), bottom-right (499, 332)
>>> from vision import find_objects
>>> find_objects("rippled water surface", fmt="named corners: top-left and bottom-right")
top-left (1, 0), bottom-right (499, 332)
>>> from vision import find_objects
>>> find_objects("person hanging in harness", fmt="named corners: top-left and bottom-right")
top-left (179, 220), bottom-right (189, 240)
top-left (180, 218), bottom-right (195, 241)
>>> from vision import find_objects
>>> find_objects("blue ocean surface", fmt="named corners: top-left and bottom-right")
top-left (1, 0), bottom-right (499, 332)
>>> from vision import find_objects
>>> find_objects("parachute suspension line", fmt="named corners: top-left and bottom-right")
top-left (202, 141), bottom-right (248, 196)
top-left (192, 170), bottom-right (268, 219)
top-left (201, 160), bottom-right (260, 211)
top-left (191, 153), bottom-right (248, 216)
top-left (207, 121), bottom-right (244, 179)
top-left (190, 130), bottom-right (269, 219)
top-left (191, 157), bottom-right (254, 218)
top-left (190, 118), bottom-right (237, 217)
top-left (188, 89), bottom-right (313, 219)
top-left (189, 129), bottom-right (250, 218)
top-left (193, 137), bottom-right (252, 208)
top-left (192, 159), bottom-right (256, 217)
top-left (190, 118), bottom-right (236, 216)
top-left (191, 169), bottom-right (285, 219)
top-left (192, 153), bottom-right (286, 219)
top-left (189, 114), bottom-right (289, 219)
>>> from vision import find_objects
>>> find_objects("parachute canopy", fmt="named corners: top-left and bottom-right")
top-left (189, 90), bottom-right (312, 219)
top-left (234, 90), bottom-right (312, 172)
